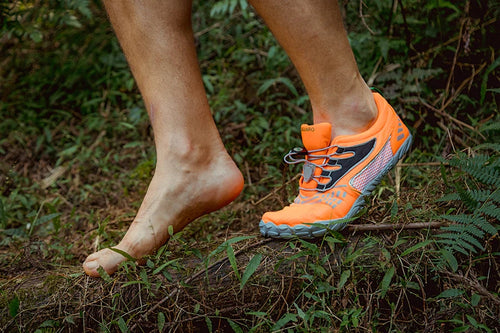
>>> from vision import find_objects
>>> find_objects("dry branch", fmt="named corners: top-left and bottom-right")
top-left (348, 222), bottom-right (447, 231)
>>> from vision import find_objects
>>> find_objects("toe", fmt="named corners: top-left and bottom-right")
top-left (83, 248), bottom-right (126, 277)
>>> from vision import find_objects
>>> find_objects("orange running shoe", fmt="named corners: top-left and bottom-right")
top-left (260, 93), bottom-right (412, 238)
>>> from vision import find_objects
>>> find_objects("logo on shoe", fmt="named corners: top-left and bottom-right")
top-left (316, 138), bottom-right (376, 191)
top-left (302, 126), bottom-right (315, 132)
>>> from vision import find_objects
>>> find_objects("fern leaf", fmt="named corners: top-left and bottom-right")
top-left (479, 121), bottom-right (500, 132)
top-left (437, 190), bottom-right (496, 203)
top-left (472, 213), bottom-right (498, 235)
top-left (442, 213), bottom-right (497, 236)
top-left (449, 154), bottom-right (500, 187)
top-left (477, 203), bottom-right (500, 222)
top-left (436, 193), bottom-right (460, 202)
top-left (437, 240), bottom-right (469, 256)
top-left (455, 184), bottom-right (479, 209)
top-left (454, 238), bottom-right (478, 253)
top-left (459, 233), bottom-right (484, 251)
top-left (491, 189), bottom-right (500, 204)
top-left (450, 244), bottom-right (469, 256)
top-left (436, 233), bottom-right (479, 253)
top-left (440, 214), bottom-right (475, 224)
top-left (441, 224), bottom-right (484, 239)
top-left (468, 166), bottom-right (500, 187)
top-left (437, 149), bottom-right (499, 258)
top-left (437, 232), bottom-right (464, 240)
top-left (470, 189), bottom-right (497, 203)
top-left (475, 143), bottom-right (500, 152)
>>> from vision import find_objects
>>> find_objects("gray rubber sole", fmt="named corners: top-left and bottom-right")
top-left (259, 134), bottom-right (413, 238)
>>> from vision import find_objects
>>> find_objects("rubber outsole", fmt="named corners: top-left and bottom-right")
top-left (259, 134), bottom-right (413, 238)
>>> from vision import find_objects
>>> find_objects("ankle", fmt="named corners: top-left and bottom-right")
top-left (313, 80), bottom-right (377, 137)
top-left (155, 133), bottom-right (225, 166)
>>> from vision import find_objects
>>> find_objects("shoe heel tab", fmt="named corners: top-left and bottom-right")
top-left (370, 87), bottom-right (384, 96)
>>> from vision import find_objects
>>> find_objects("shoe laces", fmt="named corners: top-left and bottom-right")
top-left (284, 145), bottom-right (339, 191)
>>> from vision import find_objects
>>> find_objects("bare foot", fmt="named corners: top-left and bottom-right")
top-left (83, 150), bottom-right (244, 277)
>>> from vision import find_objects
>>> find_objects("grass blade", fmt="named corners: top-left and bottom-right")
top-left (380, 266), bottom-right (395, 298)
top-left (240, 253), bottom-right (262, 290)
top-left (227, 244), bottom-right (241, 280)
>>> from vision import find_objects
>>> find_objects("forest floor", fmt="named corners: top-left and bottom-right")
top-left (1, 1), bottom-right (499, 332)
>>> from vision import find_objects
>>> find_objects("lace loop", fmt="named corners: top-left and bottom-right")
top-left (283, 144), bottom-right (340, 190)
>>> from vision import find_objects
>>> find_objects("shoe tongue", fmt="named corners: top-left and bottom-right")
top-left (301, 123), bottom-right (332, 151)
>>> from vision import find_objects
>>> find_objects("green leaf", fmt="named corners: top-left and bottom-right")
top-left (271, 313), bottom-right (297, 331)
top-left (338, 269), bottom-right (351, 289)
top-left (380, 266), bottom-right (395, 298)
top-left (299, 239), bottom-right (319, 254)
top-left (401, 240), bottom-right (432, 256)
top-left (152, 259), bottom-right (180, 275)
top-left (390, 200), bottom-right (398, 220)
top-left (202, 75), bottom-right (214, 94)
top-left (466, 314), bottom-right (478, 327)
top-left (33, 213), bottom-right (62, 227)
top-left (109, 247), bottom-right (136, 261)
top-left (470, 293), bottom-right (481, 307)
top-left (436, 288), bottom-right (465, 299)
top-left (246, 311), bottom-right (268, 318)
top-left (240, 253), bottom-right (262, 290)
top-left (440, 248), bottom-right (458, 272)
top-left (0, 198), bottom-right (6, 226)
top-left (480, 56), bottom-right (500, 104)
top-left (158, 312), bottom-right (166, 332)
top-left (227, 319), bottom-right (243, 333)
top-left (257, 77), bottom-right (298, 97)
top-left (205, 316), bottom-right (213, 333)
top-left (276, 77), bottom-right (299, 97)
top-left (9, 296), bottom-right (19, 317)
top-left (97, 266), bottom-right (112, 282)
top-left (209, 236), bottom-right (255, 258)
top-left (227, 245), bottom-right (241, 280)
top-left (117, 316), bottom-right (128, 333)
top-left (58, 145), bottom-right (79, 158)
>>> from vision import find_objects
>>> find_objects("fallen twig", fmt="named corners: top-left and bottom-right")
top-left (348, 222), bottom-right (447, 231)
top-left (442, 271), bottom-right (500, 306)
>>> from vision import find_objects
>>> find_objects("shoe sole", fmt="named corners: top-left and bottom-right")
top-left (259, 134), bottom-right (413, 238)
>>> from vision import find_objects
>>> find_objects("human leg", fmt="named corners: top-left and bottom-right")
top-left (249, 0), bottom-right (412, 237)
top-left (249, 0), bottom-right (378, 137)
top-left (83, 0), bottom-right (244, 277)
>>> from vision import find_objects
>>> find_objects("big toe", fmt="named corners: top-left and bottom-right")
top-left (83, 248), bottom-right (127, 277)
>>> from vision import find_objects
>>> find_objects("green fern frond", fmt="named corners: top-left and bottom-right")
top-left (455, 184), bottom-right (479, 209)
top-left (460, 233), bottom-right (485, 251)
top-left (441, 214), bottom-right (497, 236)
top-left (472, 214), bottom-right (498, 235)
top-left (436, 142), bottom-right (499, 261)
top-left (466, 160), bottom-right (499, 187)
top-left (472, 189), bottom-right (499, 203)
top-left (480, 121), bottom-right (500, 132)
top-left (437, 190), bottom-right (495, 203)
top-left (468, 168), bottom-right (500, 187)
top-left (437, 240), bottom-right (470, 256)
top-left (437, 235), bottom-right (478, 253)
top-left (448, 154), bottom-right (500, 187)
top-left (436, 193), bottom-right (460, 202)
top-left (477, 203), bottom-right (500, 221)
top-left (440, 214), bottom-right (477, 225)
top-left (475, 143), bottom-right (500, 152)
top-left (439, 225), bottom-right (485, 251)
top-left (441, 224), bottom-right (485, 239)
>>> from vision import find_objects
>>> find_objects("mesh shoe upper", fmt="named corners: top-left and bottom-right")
top-left (261, 93), bottom-right (411, 230)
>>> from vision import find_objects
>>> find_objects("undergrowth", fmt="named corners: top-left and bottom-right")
top-left (1, 0), bottom-right (499, 332)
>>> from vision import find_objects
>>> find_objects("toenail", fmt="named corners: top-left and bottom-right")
top-left (84, 261), bottom-right (98, 269)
